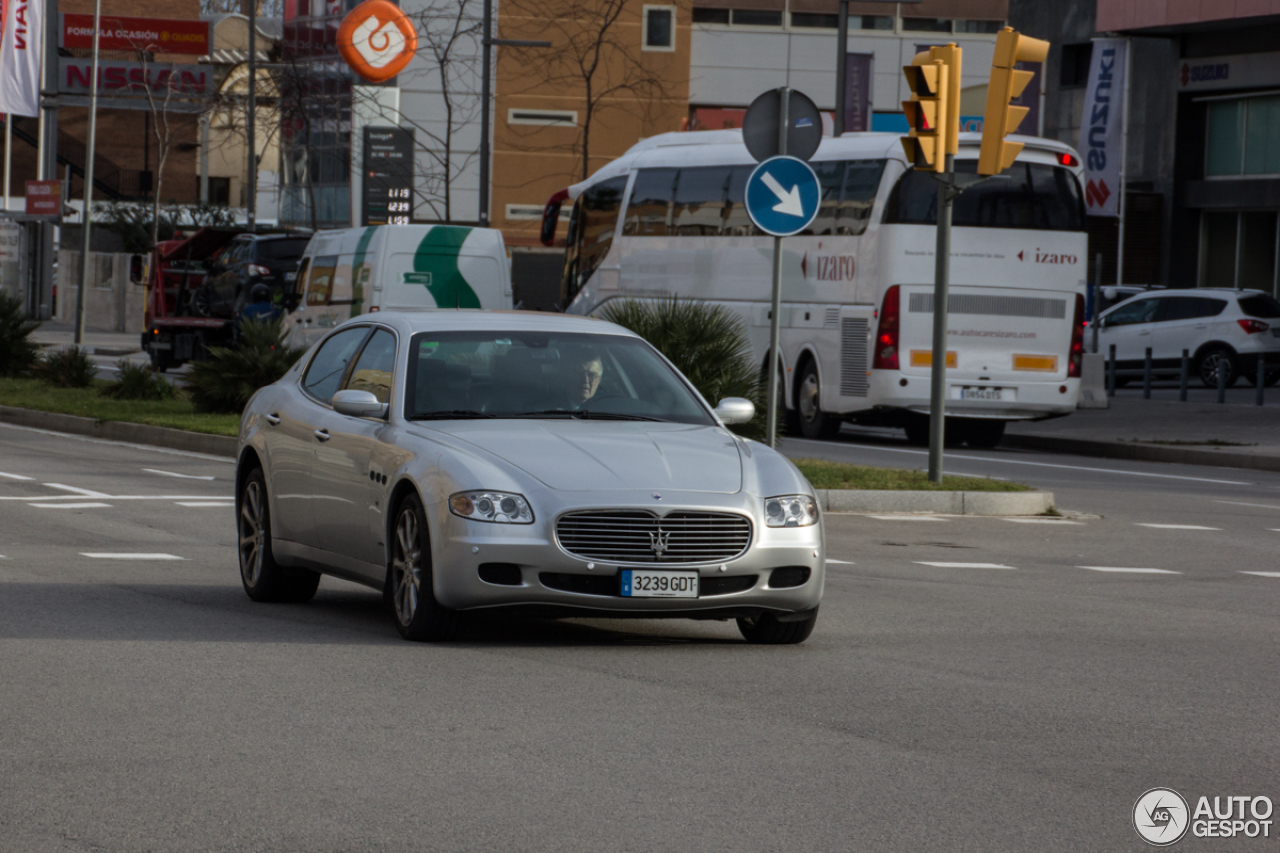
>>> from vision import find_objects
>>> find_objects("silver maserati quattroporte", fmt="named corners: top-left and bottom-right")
top-left (235, 311), bottom-right (824, 643)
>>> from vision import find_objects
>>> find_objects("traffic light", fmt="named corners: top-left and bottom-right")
top-left (901, 56), bottom-right (948, 173)
top-left (978, 27), bottom-right (1050, 175)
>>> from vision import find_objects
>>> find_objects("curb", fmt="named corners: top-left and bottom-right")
top-left (813, 489), bottom-right (1054, 516)
top-left (1001, 432), bottom-right (1280, 474)
top-left (0, 406), bottom-right (238, 458)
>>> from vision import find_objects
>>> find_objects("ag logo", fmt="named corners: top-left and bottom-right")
top-left (337, 0), bottom-right (417, 83)
top-left (1133, 788), bottom-right (1190, 846)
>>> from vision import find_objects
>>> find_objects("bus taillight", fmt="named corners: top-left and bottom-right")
top-left (873, 285), bottom-right (900, 370)
top-left (1068, 294), bottom-right (1085, 377)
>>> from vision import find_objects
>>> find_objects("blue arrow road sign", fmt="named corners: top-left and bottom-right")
top-left (745, 155), bottom-right (821, 237)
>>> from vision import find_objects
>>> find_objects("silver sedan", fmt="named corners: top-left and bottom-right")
top-left (236, 311), bottom-right (825, 643)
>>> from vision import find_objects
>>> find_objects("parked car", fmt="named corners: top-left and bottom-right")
top-left (195, 233), bottom-right (311, 318)
top-left (1094, 288), bottom-right (1280, 387)
top-left (236, 311), bottom-right (825, 643)
top-left (1095, 284), bottom-right (1164, 316)
top-left (284, 224), bottom-right (513, 348)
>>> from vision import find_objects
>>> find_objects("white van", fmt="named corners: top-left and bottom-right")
top-left (286, 224), bottom-right (513, 347)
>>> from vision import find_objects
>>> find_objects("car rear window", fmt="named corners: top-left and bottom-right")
top-left (257, 238), bottom-right (311, 261)
top-left (1238, 294), bottom-right (1280, 319)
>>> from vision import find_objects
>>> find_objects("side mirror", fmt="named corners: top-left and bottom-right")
top-left (332, 389), bottom-right (388, 419)
top-left (715, 397), bottom-right (755, 425)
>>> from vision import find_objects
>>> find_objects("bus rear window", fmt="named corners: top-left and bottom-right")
top-left (885, 161), bottom-right (1085, 231)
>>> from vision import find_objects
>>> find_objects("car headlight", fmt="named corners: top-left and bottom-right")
top-left (449, 491), bottom-right (534, 524)
top-left (765, 495), bottom-right (819, 528)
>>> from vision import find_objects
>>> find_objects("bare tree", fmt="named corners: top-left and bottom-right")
top-left (128, 51), bottom-right (196, 248)
top-left (501, 0), bottom-right (682, 182)
top-left (198, 0), bottom-right (284, 15)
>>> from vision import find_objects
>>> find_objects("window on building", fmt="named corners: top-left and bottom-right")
top-left (692, 7), bottom-right (729, 23)
top-left (643, 6), bottom-right (676, 50)
top-left (791, 12), bottom-right (837, 28)
top-left (206, 176), bottom-right (231, 206)
top-left (954, 19), bottom-right (1003, 34)
top-left (731, 9), bottom-right (782, 26)
top-left (902, 17), bottom-right (951, 33)
top-left (1200, 211), bottom-right (1280, 294)
top-left (508, 109), bottom-right (578, 127)
top-left (1060, 43), bottom-right (1092, 88)
top-left (854, 15), bottom-right (893, 31)
top-left (1206, 95), bottom-right (1280, 177)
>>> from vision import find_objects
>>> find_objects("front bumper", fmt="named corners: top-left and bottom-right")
top-left (426, 491), bottom-right (825, 617)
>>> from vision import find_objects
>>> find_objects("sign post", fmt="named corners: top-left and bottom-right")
top-left (742, 87), bottom-right (821, 448)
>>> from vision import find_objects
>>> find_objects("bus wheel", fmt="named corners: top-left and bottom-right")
top-left (796, 362), bottom-right (841, 441)
top-left (953, 418), bottom-right (1006, 449)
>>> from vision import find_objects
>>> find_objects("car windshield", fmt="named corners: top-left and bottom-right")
top-left (405, 331), bottom-right (717, 425)
top-left (257, 238), bottom-right (310, 261)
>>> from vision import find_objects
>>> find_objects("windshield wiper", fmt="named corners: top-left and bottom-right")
top-left (576, 411), bottom-right (661, 421)
top-left (510, 409), bottom-right (660, 421)
top-left (409, 410), bottom-right (496, 420)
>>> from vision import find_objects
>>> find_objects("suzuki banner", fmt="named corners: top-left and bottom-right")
top-left (1079, 38), bottom-right (1127, 218)
top-left (0, 0), bottom-right (43, 117)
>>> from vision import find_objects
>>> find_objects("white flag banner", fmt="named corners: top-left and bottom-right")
top-left (0, 0), bottom-right (42, 117)
top-left (1079, 38), bottom-right (1127, 218)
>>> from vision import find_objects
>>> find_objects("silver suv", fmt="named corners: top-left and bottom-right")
top-left (1094, 288), bottom-right (1280, 387)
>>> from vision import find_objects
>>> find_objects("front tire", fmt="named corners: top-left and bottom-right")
top-left (238, 468), bottom-right (320, 603)
top-left (737, 607), bottom-right (818, 644)
top-left (796, 361), bottom-right (841, 441)
top-left (389, 494), bottom-right (459, 642)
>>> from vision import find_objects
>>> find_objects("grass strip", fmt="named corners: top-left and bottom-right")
top-left (792, 457), bottom-right (1031, 492)
top-left (0, 377), bottom-right (240, 437)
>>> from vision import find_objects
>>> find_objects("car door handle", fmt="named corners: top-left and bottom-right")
top-left (1138, 330), bottom-right (1151, 335)
top-left (1195, 324), bottom-right (1208, 329)
top-left (313, 429), bottom-right (330, 442)
top-left (265, 413), bottom-right (281, 426)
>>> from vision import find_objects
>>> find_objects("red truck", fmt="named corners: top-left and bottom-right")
top-left (141, 227), bottom-right (244, 371)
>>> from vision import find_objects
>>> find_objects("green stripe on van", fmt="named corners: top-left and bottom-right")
top-left (349, 225), bottom-right (378, 317)
top-left (414, 226), bottom-right (480, 309)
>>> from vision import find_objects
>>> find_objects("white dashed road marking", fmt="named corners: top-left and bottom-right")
top-left (1001, 518), bottom-right (1085, 524)
top-left (0, 472), bottom-right (35, 481)
top-left (1078, 566), bottom-right (1179, 574)
top-left (1240, 572), bottom-right (1280, 578)
top-left (80, 553), bottom-right (184, 560)
top-left (144, 469), bottom-right (217, 481)
top-left (44, 484), bottom-right (111, 498)
top-left (31, 502), bottom-right (112, 509)
top-left (826, 559), bottom-right (855, 565)
top-left (1214, 500), bottom-right (1280, 511)
top-left (1135, 524), bottom-right (1221, 530)
top-left (176, 502), bottom-right (234, 507)
top-left (914, 562), bottom-right (1016, 570)
top-left (866, 515), bottom-right (947, 521)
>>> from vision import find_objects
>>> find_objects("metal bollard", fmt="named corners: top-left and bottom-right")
top-left (1258, 359), bottom-right (1266, 407)
top-left (1143, 347), bottom-right (1152, 399)
top-left (1108, 344), bottom-right (1117, 397)
top-left (1180, 350), bottom-right (1189, 402)
top-left (1217, 357), bottom-right (1227, 404)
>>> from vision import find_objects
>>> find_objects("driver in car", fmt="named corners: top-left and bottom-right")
top-left (558, 348), bottom-right (604, 409)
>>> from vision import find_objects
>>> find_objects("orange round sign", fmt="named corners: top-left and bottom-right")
top-left (337, 0), bottom-right (418, 83)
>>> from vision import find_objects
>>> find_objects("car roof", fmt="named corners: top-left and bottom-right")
top-left (336, 309), bottom-right (641, 339)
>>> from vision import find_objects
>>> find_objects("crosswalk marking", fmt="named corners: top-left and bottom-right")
top-left (1135, 524), bottom-right (1221, 530)
top-left (1240, 572), bottom-right (1280, 578)
top-left (915, 561), bottom-right (1015, 569)
top-left (80, 553), bottom-right (184, 560)
top-left (1078, 566), bottom-right (1179, 574)
top-left (31, 502), bottom-right (111, 509)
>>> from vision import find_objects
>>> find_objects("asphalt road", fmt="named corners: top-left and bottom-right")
top-left (2, 422), bottom-right (1279, 852)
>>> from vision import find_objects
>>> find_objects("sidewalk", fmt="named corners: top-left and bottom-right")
top-left (1005, 391), bottom-right (1280, 472)
top-left (31, 323), bottom-right (143, 357)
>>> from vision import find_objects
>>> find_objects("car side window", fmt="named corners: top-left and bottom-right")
top-left (342, 329), bottom-right (397, 404)
top-left (1160, 297), bottom-right (1229, 322)
top-left (302, 327), bottom-right (371, 403)
top-left (1106, 298), bottom-right (1160, 327)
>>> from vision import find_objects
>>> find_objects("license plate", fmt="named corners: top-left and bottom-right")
top-left (953, 386), bottom-right (1015, 402)
top-left (285, 272), bottom-right (297, 281)
top-left (620, 570), bottom-right (699, 598)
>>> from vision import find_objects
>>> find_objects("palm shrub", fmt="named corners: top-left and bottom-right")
top-left (32, 346), bottom-right (98, 388)
top-left (185, 316), bottom-right (305, 414)
top-left (0, 291), bottom-right (40, 377)
top-left (100, 360), bottom-right (176, 401)
top-left (601, 297), bottom-right (767, 441)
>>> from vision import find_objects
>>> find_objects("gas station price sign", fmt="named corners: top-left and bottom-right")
top-left (362, 127), bottom-right (415, 226)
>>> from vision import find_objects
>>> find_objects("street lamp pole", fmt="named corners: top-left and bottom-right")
top-left (247, 0), bottom-right (257, 230)
top-left (74, 0), bottom-right (103, 345)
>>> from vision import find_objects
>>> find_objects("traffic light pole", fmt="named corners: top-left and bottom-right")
top-left (927, 154), bottom-right (957, 483)
top-left (765, 87), bottom-right (789, 449)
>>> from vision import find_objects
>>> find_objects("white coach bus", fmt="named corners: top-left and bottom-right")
top-left (541, 129), bottom-right (1088, 447)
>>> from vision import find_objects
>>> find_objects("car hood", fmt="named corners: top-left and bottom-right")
top-left (417, 420), bottom-right (744, 493)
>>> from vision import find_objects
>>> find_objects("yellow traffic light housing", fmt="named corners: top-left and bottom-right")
top-left (978, 27), bottom-right (1051, 176)
top-left (901, 58), bottom-right (948, 173)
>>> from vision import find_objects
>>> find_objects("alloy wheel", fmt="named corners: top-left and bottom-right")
top-left (239, 481), bottom-right (265, 586)
top-left (391, 507), bottom-right (422, 626)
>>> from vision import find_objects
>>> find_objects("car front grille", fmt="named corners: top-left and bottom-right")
top-left (555, 510), bottom-right (752, 565)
